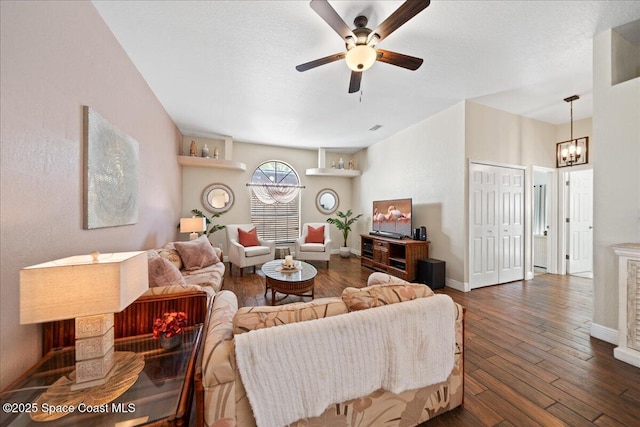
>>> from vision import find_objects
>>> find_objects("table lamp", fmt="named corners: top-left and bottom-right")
top-left (20, 251), bottom-right (148, 394)
top-left (180, 217), bottom-right (206, 240)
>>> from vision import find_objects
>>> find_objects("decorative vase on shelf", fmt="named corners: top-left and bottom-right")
top-left (159, 333), bottom-right (182, 350)
top-left (189, 141), bottom-right (198, 157)
top-left (338, 158), bottom-right (344, 169)
top-left (213, 146), bottom-right (219, 159)
top-left (201, 144), bottom-right (210, 158)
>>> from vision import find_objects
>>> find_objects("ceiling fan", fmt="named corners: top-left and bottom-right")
top-left (296, 0), bottom-right (430, 93)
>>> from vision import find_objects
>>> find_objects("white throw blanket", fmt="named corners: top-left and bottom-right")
top-left (235, 294), bottom-right (456, 427)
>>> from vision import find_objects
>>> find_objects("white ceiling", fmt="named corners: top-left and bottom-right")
top-left (92, 1), bottom-right (640, 153)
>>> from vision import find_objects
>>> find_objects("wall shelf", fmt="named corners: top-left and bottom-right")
top-left (178, 155), bottom-right (246, 171)
top-left (305, 148), bottom-right (360, 177)
top-left (305, 167), bottom-right (361, 177)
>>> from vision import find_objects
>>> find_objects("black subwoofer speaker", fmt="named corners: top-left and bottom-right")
top-left (417, 258), bottom-right (445, 289)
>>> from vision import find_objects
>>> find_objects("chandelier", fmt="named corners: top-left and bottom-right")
top-left (556, 95), bottom-right (589, 168)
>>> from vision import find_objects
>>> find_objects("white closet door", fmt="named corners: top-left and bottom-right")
top-left (469, 164), bottom-right (499, 288)
top-left (498, 167), bottom-right (524, 283)
top-left (469, 163), bottom-right (524, 289)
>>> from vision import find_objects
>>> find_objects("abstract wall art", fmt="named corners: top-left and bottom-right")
top-left (84, 106), bottom-right (139, 229)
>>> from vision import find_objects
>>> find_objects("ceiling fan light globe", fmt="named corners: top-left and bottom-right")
top-left (345, 45), bottom-right (376, 72)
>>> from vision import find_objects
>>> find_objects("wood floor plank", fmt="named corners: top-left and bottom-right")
top-left (472, 369), bottom-right (567, 427)
top-left (546, 402), bottom-right (598, 427)
top-left (486, 355), bottom-right (601, 421)
top-left (473, 388), bottom-right (545, 427)
top-left (468, 354), bottom-right (556, 409)
top-left (593, 414), bottom-right (632, 427)
top-left (459, 392), bottom-right (504, 426)
top-left (552, 378), bottom-right (640, 426)
top-left (220, 256), bottom-right (640, 427)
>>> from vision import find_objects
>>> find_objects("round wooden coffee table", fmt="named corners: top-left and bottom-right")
top-left (262, 260), bottom-right (317, 305)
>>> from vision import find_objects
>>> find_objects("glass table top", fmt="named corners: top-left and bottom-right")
top-left (261, 259), bottom-right (317, 282)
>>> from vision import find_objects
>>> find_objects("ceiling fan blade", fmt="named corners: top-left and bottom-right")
top-left (371, 0), bottom-right (430, 43)
top-left (348, 71), bottom-right (362, 93)
top-left (376, 49), bottom-right (423, 70)
top-left (310, 0), bottom-right (355, 41)
top-left (296, 53), bottom-right (346, 72)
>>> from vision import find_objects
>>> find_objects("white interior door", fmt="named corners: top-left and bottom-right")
top-left (469, 163), bottom-right (524, 289)
top-left (498, 168), bottom-right (525, 282)
top-left (469, 164), bottom-right (499, 288)
top-left (567, 169), bottom-right (593, 274)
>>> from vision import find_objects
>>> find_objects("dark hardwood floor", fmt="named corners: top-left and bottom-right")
top-left (221, 255), bottom-right (640, 426)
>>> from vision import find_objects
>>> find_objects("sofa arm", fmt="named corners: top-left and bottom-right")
top-left (195, 290), bottom-right (239, 427)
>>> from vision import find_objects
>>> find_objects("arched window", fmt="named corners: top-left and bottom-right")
top-left (248, 160), bottom-right (302, 244)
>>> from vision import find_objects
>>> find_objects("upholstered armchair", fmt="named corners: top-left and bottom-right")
top-left (226, 224), bottom-right (275, 276)
top-left (294, 223), bottom-right (332, 268)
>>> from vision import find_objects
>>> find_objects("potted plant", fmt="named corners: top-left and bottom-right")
top-left (153, 310), bottom-right (188, 350)
top-left (327, 209), bottom-right (363, 258)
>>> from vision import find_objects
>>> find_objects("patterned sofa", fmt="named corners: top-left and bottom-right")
top-left (195, 273), bottom-right (464, 427)
top-left (43, 236), bottom-right (225, 353)
top-left (146, 235), bottom-right (225, 292)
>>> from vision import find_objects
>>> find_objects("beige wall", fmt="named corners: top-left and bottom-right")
top-left (464, 102), bottom-right (558, 282)
top-left (0, 1), bottom-right (183, 389)
top-left (355, 101), bottom-right (563, 287)
top-left (180, 136), bottom-right (355, 252)
top-left (465, 101), bottom-right (558, 168)
top-left (354, 102), bottom-right (467, 284)
top-left (592, 28), bottom-right (640, 337)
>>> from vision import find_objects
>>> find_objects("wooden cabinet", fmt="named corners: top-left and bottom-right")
top-left (360, 234), bottom-right (429, 282)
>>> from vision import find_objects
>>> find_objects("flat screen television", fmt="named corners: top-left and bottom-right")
top-left (372, 198), bottom-right (412, 237)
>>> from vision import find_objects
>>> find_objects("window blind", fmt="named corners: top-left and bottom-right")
top-left (250, 191), bottom-right (300, 243)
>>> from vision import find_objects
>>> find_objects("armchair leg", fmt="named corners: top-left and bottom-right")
top-left (326, 261), bottom-right (329, 269)
top-left (240, 267), bottom-right (243, 277)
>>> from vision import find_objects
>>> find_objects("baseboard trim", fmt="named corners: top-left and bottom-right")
top-left (614, 347), bottom-right (640, 368)
top-left (525, 271), bottom-right (534, 280)
top-left (590, 323), bottom-right (618, 345)
top-left (446, 278), bottom-right (469, 292)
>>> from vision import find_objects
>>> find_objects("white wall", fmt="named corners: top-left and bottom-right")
top-left (354, 102), bottom-right (466, 284)
top-left (592, 28), bottom-right (640, 339)
top-left (181, 136), bottom-right (355, 252)
top-left (0, 1), bottom-right (183, 389)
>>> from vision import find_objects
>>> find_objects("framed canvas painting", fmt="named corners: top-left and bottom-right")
top-left (84, 106), bottom-right (139, 229)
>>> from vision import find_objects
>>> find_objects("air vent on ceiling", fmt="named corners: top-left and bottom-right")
top-left (369, 124), bottom-right (383, 131)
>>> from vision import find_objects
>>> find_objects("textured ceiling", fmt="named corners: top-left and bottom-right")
top-left (92, 1), bottom-right (640, 152)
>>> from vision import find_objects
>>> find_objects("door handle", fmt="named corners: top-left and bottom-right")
top-left (589, 226), bottom-right (593, 229)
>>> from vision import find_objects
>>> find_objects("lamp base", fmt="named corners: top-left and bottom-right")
top-left (31, 351), bottom-right (144, 422)
top-left (70, 360), bottom-right (117, 391)
top-left (190, 232), bottom-right (199, 240)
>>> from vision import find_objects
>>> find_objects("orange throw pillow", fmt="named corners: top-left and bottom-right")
top-left (238, 227), bottom-right (260, 247)
top-left (305, 225), bottom-right (325, 244)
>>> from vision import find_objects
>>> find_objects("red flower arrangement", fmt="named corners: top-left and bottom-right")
top-left (152, 311), bottom-right (187, 338)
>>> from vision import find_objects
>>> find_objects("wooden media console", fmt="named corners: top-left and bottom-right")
top-left (360, 234), bottom-right (429, 282)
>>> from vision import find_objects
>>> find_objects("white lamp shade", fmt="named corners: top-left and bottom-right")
top-left (180, 217), bottom-right (206, 233)
top-left (20, 251), bottom-right (148, 324)
top-left (345, 45), bottom-right (377, 71)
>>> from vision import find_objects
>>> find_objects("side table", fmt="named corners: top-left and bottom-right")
top-left (274, 246), bottom-right (291, 259)
top-left (1, 325), bottom-right (203, 426)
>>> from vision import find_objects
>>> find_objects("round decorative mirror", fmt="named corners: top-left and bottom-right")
top-left (202, 183), bottom-right (234, 214)
top-left (316, 188), bottom-right (339, 214)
